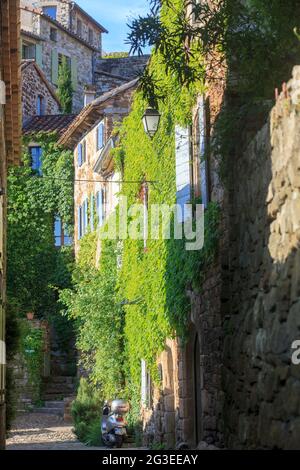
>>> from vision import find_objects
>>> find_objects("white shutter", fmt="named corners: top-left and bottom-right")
top-left (199, 96), bottom-right (209, 208)
top-left (175, 125), bottom-right (192, 222)
top-left (141, 359), bottom-right (147, 405)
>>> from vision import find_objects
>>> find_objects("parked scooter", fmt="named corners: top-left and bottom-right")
top-left (101, 399), bottom-right (129, 448)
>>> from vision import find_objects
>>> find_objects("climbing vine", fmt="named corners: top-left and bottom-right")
top-left (7, 133), bottom-right (74, 318)
top-left (60, 229), bottom-right (125, 399)
top-left (20, 322), bottom-right (44, 403)
top-left (7, 133), bottom-right (75, 410)
top-left (61, 1), bottom-right (220, 427)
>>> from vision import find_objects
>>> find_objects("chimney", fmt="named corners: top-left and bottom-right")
top-left (84, 85), bottom-right (97, 106)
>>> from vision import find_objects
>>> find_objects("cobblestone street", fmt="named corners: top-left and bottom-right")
top-left (6, 413), bottom-right (104, 450)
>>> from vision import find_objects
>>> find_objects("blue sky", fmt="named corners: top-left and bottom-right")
top-left (76, 0), bottom-right (150, 53)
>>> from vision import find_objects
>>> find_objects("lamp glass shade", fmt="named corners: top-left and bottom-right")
top-left (142, 108), bottom-right (161, 138)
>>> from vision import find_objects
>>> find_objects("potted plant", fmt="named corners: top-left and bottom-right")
top-left (26, 312), bottom-right (34, 321)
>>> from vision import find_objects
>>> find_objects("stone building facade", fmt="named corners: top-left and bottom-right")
top-left (20, 1), bottom-right (107, 112)
top-left (58, 80), bottom-right (138, 256)
top-left (25, 0), bottom-right (107, 50)
top-left (142, 67), bottom-right (300, 450)
top-left (0, 0), bottom-right (21, 449)
top-left (95, 56), bottom-right (150, 95)
top-left (21, 59), bottom-right (60, 122)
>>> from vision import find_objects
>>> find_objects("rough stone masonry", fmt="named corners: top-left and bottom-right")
top-left (223, 66), bottom-right (300, 449)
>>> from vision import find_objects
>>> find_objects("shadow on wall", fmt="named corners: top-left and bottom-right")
top-left (223, 67), bottom-right (300, 449)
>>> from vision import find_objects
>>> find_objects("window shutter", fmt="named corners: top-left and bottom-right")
top-left (90, 194), bottom-right (94, 231)
top-left (97, 123), bottom-right (104, 150)
top-left (71, 57), bottom-right (78, 91)
top-left (175, 125), bottom-right (192, 223)
top-left (78, 144), bottom-right (82, 167)
top-left (51, 49), bottom-right (58, 85)
top-left (35, 44), bottom-right (43, 68)
top-left (97, 191), bottom-right (103, 227)
top-left (141, 360), bottom-right (147, 405)
top-left (84, 199), bottom-right (88, 233)
top-left (78, 206), bottom-right (82, 240)
top-left (199, 96), bottom-right (209, 208)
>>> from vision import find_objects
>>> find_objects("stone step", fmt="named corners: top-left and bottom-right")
top-left (43, 392), bottom-right (75, 401)
top-left (45, 383), bottom-right (75, 393)
top-left (32, 407), bottom-right (64, 416)
top-left (53, 376), bottom-right (75, 384)
top-left (44, 376), bottom-right (76, 384)
top-left (45, 401), bottom-right (65, 409)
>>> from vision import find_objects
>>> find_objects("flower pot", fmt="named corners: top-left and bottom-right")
top-left (26, 312), bottom-right (34, 321)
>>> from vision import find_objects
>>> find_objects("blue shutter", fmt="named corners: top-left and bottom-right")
top-left (84, 199), bottom-right (88, 233)
top-left (78, 144), bottom-right (82, 167)
top-left (97, 191), bottom-right (103, 227)
top-left (199, 96), bottom-right (209, 208)
top-left (78, 206), bottom-right (82, 240)
top-left (175, 126), bottom-right (192, 222)
top-left (90, 194), bottom-right (94, 231)
top-left (97, 123), bottom-right (104, 151)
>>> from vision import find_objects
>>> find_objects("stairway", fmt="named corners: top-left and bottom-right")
top-left (42, 375), bottom-right (76, 401)
top-left (33, 400), bottom-right (65, 417)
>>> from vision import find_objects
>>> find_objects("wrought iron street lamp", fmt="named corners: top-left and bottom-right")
top-left (142, 108), bottom-right (161, 138)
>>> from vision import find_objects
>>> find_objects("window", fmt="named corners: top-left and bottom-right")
top-left (96, 122), bottom-right (104, 151)
top-left (141, 360), bottom-right (153, 409)
top-left (175, 125), bottom-right (192, 222)
top-left (78, 140), bottom-right (87, 167)
top-left (77, 19), bottom-right (82, 37)
top-left (198, 96), bottom-right (209, 208)
top-left (78, 201), bottom-right (88, 240)
top-left (22, 41), bottom-right (36, 60)
top-left (50, 28), bottom-right (57, 42)
top-left (88, 28), bottom-right (94, 44)
top-left (90, 194), bottom-right (95, 231)
top-left (54, 216), bottom-right (72, 247)
top-left (42, 6), bottom-right (57, 20)
top-left (78, 206), bottom-right (83, 240)
top-left (96, 187), bottom-right (107, 226)
top-left (36, 95), bottom-right (45, 116)
top-left (58, 53), bottom-right (71, 70)
top-left (82, 199), bottom-right (89, 235)
top-left (30, 146), bottom-right (43, 174)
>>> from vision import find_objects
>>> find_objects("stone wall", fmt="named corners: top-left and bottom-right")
top-left (94, 56), bottom-right (149, 97)
top-left (223, 66), bottom-right (300, 449)
top-left (73, 85), bottom-right (136, 255)
top-left (22, 61), bottom-right (60, 122)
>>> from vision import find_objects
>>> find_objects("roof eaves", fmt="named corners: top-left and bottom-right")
top-left (71, 2), bottom-right (108, 33)
top-left (59, 78), bottom-right (138, 148)
top-left (21, 6), bottom-right (101, 52)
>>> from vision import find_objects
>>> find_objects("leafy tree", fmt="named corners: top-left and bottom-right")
top-left (127, 0), bottom-right (300, 100)
top-left (57, 56), bottom-right (73, 114)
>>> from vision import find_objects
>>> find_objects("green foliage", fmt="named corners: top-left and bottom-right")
top-left (60, 230), bottom-right (125, 398)
top-left (20, 322), bottom-right (44, 403)
top-left (57, 57), bottom-right (73, 114)
top-left (63, 1), bottom-right (219, 438)
top-left (128, 0), bottom-right (300, 102)
top-left (7, 135), bottom-right (74, 318)
top-left (71, 378), bottom-right (102, 446)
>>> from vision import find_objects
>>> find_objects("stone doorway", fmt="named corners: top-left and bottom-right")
top-left (194, 333), bottom-right (202, 445)
top-left (180, 323), bottom-right (203, 448)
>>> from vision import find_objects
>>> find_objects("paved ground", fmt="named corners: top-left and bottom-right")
top-left (6, 413), bottom-right (105, 450)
